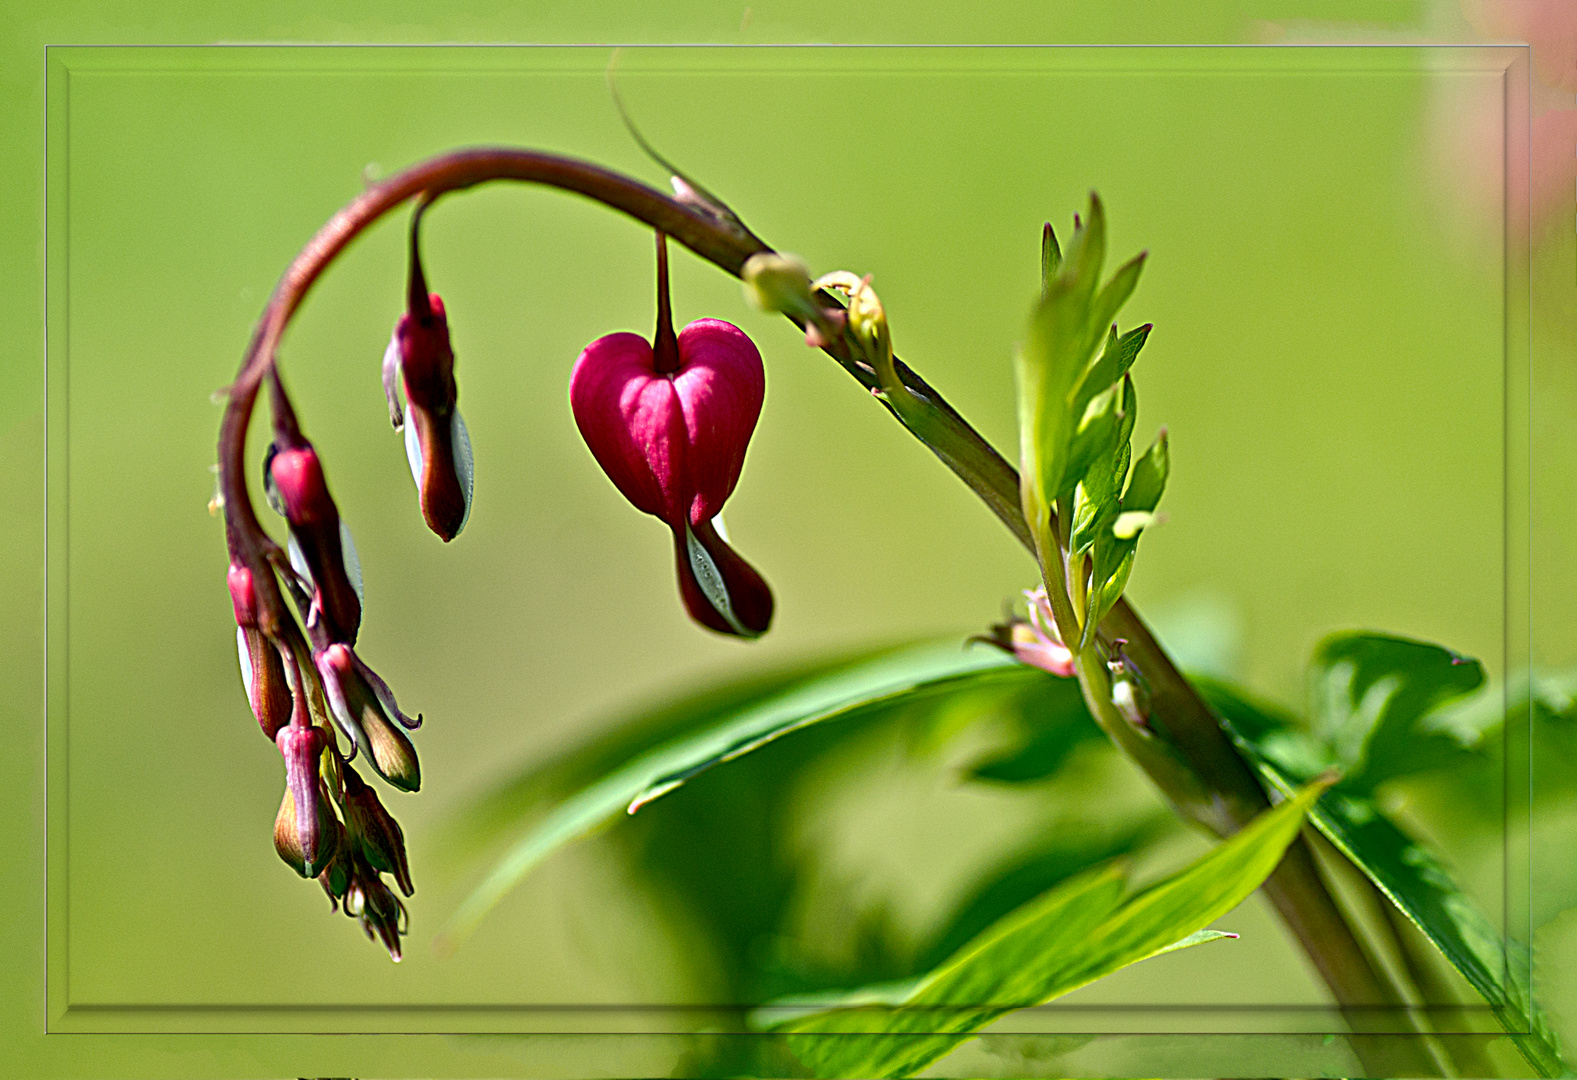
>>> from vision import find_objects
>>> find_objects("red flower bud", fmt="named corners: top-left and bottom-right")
top-left (382, 280), bottom-right (473, 542)
top-left (267, 443), bottom-right (363, 645)
top-left (570, 319), bottom-right (773, 637)
top-left (275, 725), bottom-right (337, 876)
top-left (227, 561), bottom-right (292, 738)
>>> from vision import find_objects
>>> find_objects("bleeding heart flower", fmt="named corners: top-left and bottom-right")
top-left (274, 724), bottom-right (338, 877)
top-left (570, 314), bottom-right (773, 638)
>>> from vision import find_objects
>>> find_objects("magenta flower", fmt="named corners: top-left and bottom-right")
top-left (382, 287), bottom-right (474, 543)
top-left (570, 317), bottom-right (773, 637)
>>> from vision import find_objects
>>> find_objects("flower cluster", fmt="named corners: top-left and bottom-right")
top-left (224, 216), bottom-right (778, 958)
top-left (218, 210), bottom-right (475, 959)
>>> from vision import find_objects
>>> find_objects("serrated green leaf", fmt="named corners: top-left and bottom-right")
top-left (1069, 378), bottom-right (1134, 557)
top-left (1215, 678), bottom-right (1572, 1079)
top-left (1089, 543), bottom-right (1136, 629)
top-left (761, 779), bottom-right (1329, 1079)
top-left (1311, 632), bottom-right (1486, 792)
top-left (1016, 196), bottom-right (1147, 549)
top-left (436, 641), bottom-right (1022, 953)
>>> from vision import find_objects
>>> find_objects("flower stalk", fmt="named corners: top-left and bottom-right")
top-left (217, 144), bottom-right (1440, 1067)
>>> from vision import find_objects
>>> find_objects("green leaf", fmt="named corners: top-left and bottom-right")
top-left (1122, 427), bottom-right (1169, 513)
top-left (1073, 322), bottom-right (1151, 418)
top-left (1017, 194), bottom-right (1147, 543)
top-left (963, 670), bottom-right (1101, 783)
top-left (759, 778), bottom-right (1330, 1079)
top-left (1085, 251), bottom-right (1147, 353)
top-left (1311, 632), bottom-right (1486, 792)
top-left (436, 640), bottom-right (1022, 953)
top-left (1040, 220), bottom-right (1061, 286)
top-left (1057, 381), bottom-right (1121, 503)
top-left (1215, 684), bottom-right (1572, 1078)
top-left (916, 818), bottom-right (1171, 970)
top-left (1016, 277), bottom-right (1096, 532)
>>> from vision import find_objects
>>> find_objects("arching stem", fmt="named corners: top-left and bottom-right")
top-left (216, 145), bottom-right (1438, 1074)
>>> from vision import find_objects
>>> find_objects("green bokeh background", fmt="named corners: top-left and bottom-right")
top-left (4, 4), bottom-right (1570, 1078)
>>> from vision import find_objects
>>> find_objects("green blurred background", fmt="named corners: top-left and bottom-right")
top-left (5, 4), bottom-right (1572, 1077)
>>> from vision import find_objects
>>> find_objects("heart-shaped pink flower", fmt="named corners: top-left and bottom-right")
top-left (570, 318), bottom-right (773, 637)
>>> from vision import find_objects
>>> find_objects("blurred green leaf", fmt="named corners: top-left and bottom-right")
top-left (758, 778), bottom-right (1329, 1079)
top-left (1214, 681), bottom-right (1571, 1078)
top-left (437, 640), bottom-right (1022, 952)
top-left (437, 650), bottom-right (885, 862)
top-left (1311, 632), bottom-right (1486, 792)
top-left (1058, 380), bottom-right (1122, 504)
top-left (963, 671), bottom-right (1101, 784)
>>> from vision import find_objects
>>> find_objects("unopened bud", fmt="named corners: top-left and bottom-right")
top-left (741, 252), bottom-right (814, 315)
top-left (274, 776), bottom-right (341, 878)
top-left (343, 766), bottom-right (413, 896)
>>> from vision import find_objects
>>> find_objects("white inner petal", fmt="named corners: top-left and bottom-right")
top-left (710, 513), bottom-right (730, 543)
top-left (403, 403), bottom-right (424, 492)
top-left (286, 532), bottom-right (314, 591)
top-left (236, 627), bottom-right (255, 699)
top-left (452, 409), bottom-right (475, 535)
top-left (685, 524), bottom-right (748, 636)
top-left (339, 521), bottom-right (365, 606)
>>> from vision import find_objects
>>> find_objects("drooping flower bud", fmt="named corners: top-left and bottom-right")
top-left (382, 203), bottom-right (474, 542)
top-left (345, 856), bottom-right (408, 961)
top-left (569, 233), bottom-right (773, 637)
top-left (262, 374), bottom-right (366, 650)
top-left (314, 643), bottom-right (422, 792)
top-left (227, 560), bottom-right (292, 738)
top-left (274, 725), bottom-right (338, 876)
top-left (266, 440), bottom-right (363, 645)
top-left (342, 765), bottom-right (413, 896)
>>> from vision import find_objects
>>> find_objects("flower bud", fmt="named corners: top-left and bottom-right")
top-left (228, 561), bottom-right (292, 738)
top-left (382, 222), bottom-right (473, 542)
top-left (314, 643), bottom-right (422, 792)
top-left (267, 442), bottom-right (363, 645)
top-left (570, 319), bottom-right (773, 637)
top-left (274, 725), bottom-right (339, 877)
top-left (342, 766), bottom-right (413, 896)
top-left (347, 859), bottom-right (408, 961)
